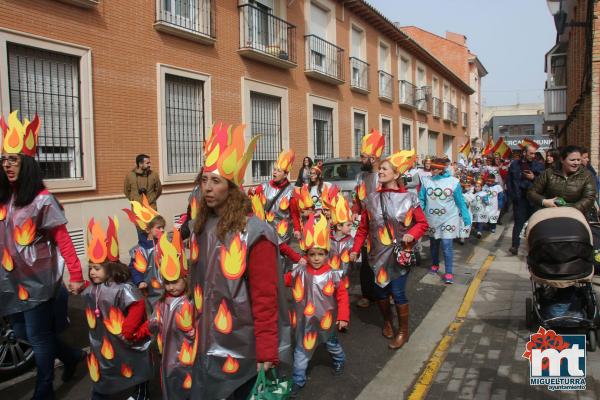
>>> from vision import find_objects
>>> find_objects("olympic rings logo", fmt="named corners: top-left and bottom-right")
top-left (428, 208), bottom-right (447, 216)
top-left (426, 187), bottom-right (453, 200)
top-left (441, 225), bottom-right (457, 232)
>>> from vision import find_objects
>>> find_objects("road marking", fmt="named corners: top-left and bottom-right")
top-left (407, 255), bottom-right (495, 400)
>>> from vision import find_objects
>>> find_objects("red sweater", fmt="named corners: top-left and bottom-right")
top-left (121, 299), bottom-right (147, 341)
top-left (284, 263), bottom-right (350, 322)
top-left (351, 187), bottom-right (429, 253)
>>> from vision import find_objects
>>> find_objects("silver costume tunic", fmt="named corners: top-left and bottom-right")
top-left (365, 191), bottom-right (420, 287)
top-left (354, 171), bottom-right (379, 211)
top-left (148, 295), bottom-right (196, 399)
top-left (259, 181), bottom-right (294, 243)
top-left (290, 263), bottom-right (341, 360)
top-left (84, 282), bottom-right (153, 395)
top-left (0, 192), bottom-right (66, 317)
top-left (190, 216), bottom-right (292, 399)
top-left (128, 243), bottom-right (163, 310)
top-left (328, 235), bottom-right (353, 285)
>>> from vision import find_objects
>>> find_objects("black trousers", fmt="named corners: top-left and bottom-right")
top-left (360, 247), bottom-right (375, 300)
top-left (512, 198), bottom-right (536, 248)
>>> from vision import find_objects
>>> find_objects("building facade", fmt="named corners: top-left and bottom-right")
top-left (483, 114), bottom-right (553, 152)
top-left (0, 0), bottom-right (472, 258)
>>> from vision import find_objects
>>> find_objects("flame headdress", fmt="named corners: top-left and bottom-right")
top-left (157, 228), bottom-right (187, 281)
top-left (87, 217), bottom-right (120, 264)
top-left (301, 213), bottom-right (330, 252)
top-left (293, 184), bottom-right (314, 211)
top-left (249, 187), bottom-right (266, 221)
top-left (360, 129), bottom-right (385, 158)
top-left (122, 194), bottom-right (161, 231)
top-left (331, 194), bottom-right (351, 225)
top-left (1, 110), bottom-right (40, 157)
top-left (321, 184), bottom-right (339, 212)
top-left (203, 122), bottom-right (259, 186)
top-left (385, 149), bottom-right (416, 175)
top-left (275, 149), bottom-right (295, 173)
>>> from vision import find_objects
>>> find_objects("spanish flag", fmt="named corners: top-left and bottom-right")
top-left (482, 138), bottom-right (494, 156)
top-left (519, 137), bottom-right (540, 151)
top-left (458, 139), bottom-right (471, 159)
top-left (491, 137), bottom-right (511, 159)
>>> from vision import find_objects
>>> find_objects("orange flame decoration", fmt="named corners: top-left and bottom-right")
top-left (304, 301), bottom-right (315, 317)
top-left (341, 249), bottom-right (350, 263)
top-left (0, 205), bottom-right (6, 221)
top-left (303, 331), bottom-right (318, 351)
top-left (214, 300), bottom-right (233, 334)
top-left (14, 218), bottom-right (35, 246)
top-left (251, 194), bottom-right (266, 221)
top-left (103, 306), bottom-right (125, 335)
top-left (182, 373), bottom-right (192, 389)
top-left (121, 363), bottom-right (133, 378)
top-left (158, 234), bottom-right (182, 282)
top-left (266, 211), bottom-right (275, 223)
top-left (292, 275), bottom-right (304, 303)
top-left (178, 340), bottom-right (194, 366)
top-left (360, 129), bottom-right (385, 158)
top-left (86, 218), bottom-right (108, 264)
top-left (343, 276), bottom-right (350, 289)
top-left (320, 311), bottom-right (333, 330)
top-left (329, 255), bottom-right (340, 271)
top-left (151, 278), bottom-right (161, 289)
top-left (279, 196), bottom-right (290, 211)
top-left (85, 307), bottom-right (96, 329)
top-left (173, 228), bottom-right (187, 273)
top-left (1, 111), bottom-right (40, 157)
top-left (302, 214), bottom-right (330, 251)
top-left (404, 208), bottom-right (414, 227)
top-left (377, 268), bottom-right (389, 285)
top-left (289, 310), bottom-right (297, 329)
top-left (276, 219), bottom-right (289, 237)
top-left (87, 353), bottom-right (100, 383)
top-left (322, 279), bottom-right (335, 296)
top-left (332, 194), bottom-right (351, 225)
top-left (321, 185), bottom-right (339, 213)
top-left (17, 284), bottom-right (28, 301)
top-left (385, 149), bottom-right (416, 175)
top-left (191, 328), bottom-right (199, 363)
top-left (293, 184), bottom-right (314, 210)
top-left (101, 336), bottom-right (114, 360)
top-left (156, 307), bottom-right (162, 324)
top-left (122, 195), bottom-right (160, 231)
top-left (357, 181), bottom-right (367, 202)
top-left (190, 196), bottom-right (200, 221)
top-left (378, 225), bottom-right (392, 246)
top-left (2, 248), bottom-right (13, 272)
top-left (157, 333), bottom-right (163, 354)
top-left (220, 234), bottom-right (247, 280)
top-left (203, 122), bottom-right (259, 186)
top-left (194, 284), bottom-right (203, 313)
top-left (105, 217), bottom-right (120, 261)
top-left (176, 300), bottom-right (194, 332)
top-left (190, 236), bottom-right (199, 263)
top-left (366, 238), bottom-right (372, 254)
top-left (222, 355), bottom-right (240, 374)
top-left (275, 149), bottom-right (295, 173)
top-left (133, 249), bottom-right (147, 274)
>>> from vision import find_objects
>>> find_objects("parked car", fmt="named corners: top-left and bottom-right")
top-left (321, 158), bottom-right (362, 200)
top-left (0, 317), bottom-right (34, 380)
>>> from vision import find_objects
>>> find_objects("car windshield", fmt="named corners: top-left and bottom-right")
top-left (322, 162), bottom-right (362, 182)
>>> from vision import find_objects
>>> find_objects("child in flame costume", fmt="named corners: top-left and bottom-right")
top-left (284, 213), bottom-right (349, 396)
top-left (189, 122), bottom-right (292, 399)
top-left (351, 150), bottom-right (429, 350)
top-left (135, 229), bottom-right (197, 400)
top-left (0, 111), bottom-right (86, 400)
top-left (123, 195), bottom-right (165, 309)
top-left (83, 218), bottom-right (153, 400)
top-left (323, 188), bottom-right (354, 287)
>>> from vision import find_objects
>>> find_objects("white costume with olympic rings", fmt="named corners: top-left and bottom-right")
top-left (421, 175), bottom-right (461, 239)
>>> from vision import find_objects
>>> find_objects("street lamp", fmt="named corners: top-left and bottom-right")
top-left (546, 0), bottom-right (562, 16)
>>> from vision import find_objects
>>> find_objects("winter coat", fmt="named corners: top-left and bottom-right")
top-left (123, 169), bottom-right (163, 209)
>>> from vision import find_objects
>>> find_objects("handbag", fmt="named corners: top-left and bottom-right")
top-left (379, 193), bottom-right (416, 268)
top-left (247, 368), bottom-right (292, 400)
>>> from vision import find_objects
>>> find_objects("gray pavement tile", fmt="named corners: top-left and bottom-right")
top-left (446, 378), bottom-right (462, 392)
top-left (451, 367), bottom-right (466, 380)
top-left (475, 381), bottom-right (493, 398)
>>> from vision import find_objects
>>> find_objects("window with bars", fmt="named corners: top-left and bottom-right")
top-left (381, 118), bottom-right (391, 156)
top-left (7, 43), bottom-right (82, 180)
top-left (165, 74), bottom-right (205, 175)
top-left (250, 92), bottom-right (282, 182)
top-left (402, 123), bottom-right (412, 151)
top-left (353, 112), bottom-right (365, 156)
top-left (313, 105), bottom-right (333, 161)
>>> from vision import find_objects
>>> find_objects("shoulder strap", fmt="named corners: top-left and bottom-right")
top-left (265, 182), bottom-right (290, 212)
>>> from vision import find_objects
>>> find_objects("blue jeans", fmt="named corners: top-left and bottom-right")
top-left (372, 273), bottom-right (409, 304)
top-left (476, 223), bottom-right (496, 232)
top-left (9, 285), bottom-right (82, 400)
top-left (430, 238), bottom-right (453, 275)
top-left (292, 334), bottom-right (345, 386)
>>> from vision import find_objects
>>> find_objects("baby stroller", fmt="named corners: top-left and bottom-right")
top-left (525, 207), bottom-right (600, 351)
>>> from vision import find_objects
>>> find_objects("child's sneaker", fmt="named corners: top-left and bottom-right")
top-left (429, 265), bottom-right (439, 274)
top-left (291, 384), bottom-right (303, 398)
top-left (490, 228), bottom-right (496, 233)
top-left (443, 273), bottom-right (454, 284)
top-left (459, 238), bottom-right (465, 245)
top-left (476, 231), bottom-right (482, 239)
top-left (332, 362), bottom-right (344, 376)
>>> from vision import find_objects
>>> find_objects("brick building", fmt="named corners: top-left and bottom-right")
top-left (544, 0), bottom-right (600, 169)
top-left (0, 0), bottom-right (473, 257)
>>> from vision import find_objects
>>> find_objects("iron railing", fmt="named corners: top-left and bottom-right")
top-left (238, 4), bottom-right (296, 64)
top-left (399, 80), bottom-right (416, 107)
top-left (250, 92), bottom-right (282, 182)
top-left (443, 102), bottom-right (458, 123)
top-left (544, 87), bottom-right (566, 115)
top-left (378, 70), bottom-right (393, 100)
top-left (415, 86), bottom-right (431, 113)
top-left (349, 57), bottom-right (369, 92)
top-left (305, 35), bottom-right (345, 82)
top-left (462, 112), bottom-right (468, 127)
top-left (432, 97), bottom-right (441, 118)
top-left (156, 0), bottom-right (215, 39)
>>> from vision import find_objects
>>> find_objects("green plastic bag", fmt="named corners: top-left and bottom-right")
top-left (247, 368), bottom-right (292, 400)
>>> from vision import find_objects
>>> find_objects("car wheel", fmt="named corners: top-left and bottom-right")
top-left (0, 317), bottom-right (35, 379)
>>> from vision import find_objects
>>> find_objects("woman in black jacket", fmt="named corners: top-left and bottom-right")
top-left (295, 156), bottom-right (313, 187)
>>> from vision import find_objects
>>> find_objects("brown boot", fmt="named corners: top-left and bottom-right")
top-left (376, 299), bottom-right (394, 339)
top-left (389, 304), bottom-right (409, 350)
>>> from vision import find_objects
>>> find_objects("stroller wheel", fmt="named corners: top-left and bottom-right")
top-left (525, 298), bottom-right (535, 329)
top-left (589, 330), bottom-right (597, 352)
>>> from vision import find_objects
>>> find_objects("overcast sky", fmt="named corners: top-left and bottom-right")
top-left (368, 0), bottom-right (557, 106)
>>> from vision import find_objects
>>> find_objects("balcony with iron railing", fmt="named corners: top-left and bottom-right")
top-left (462, 112), bottom-right (468, 127)
top-left (56, 0), bottom-right (98, 7)
top-left (305, 35), bottom-right (345, 85)
top-left (415, 86), bottom-right (431, 113)
top-left (432, 97), bottom-right (441, 118)
top-left (544, 87), bottom-right (566, 122)
top-left (399, 80), bottom-right (416, 108)
top-left (443, 102), bottom-right (455, 122)
top-left (378, 71), bottom-right (393, 102)
top-left (349, 57), bottom-right (369, 93)
top-left (238, 4), bottom-right (297, 69)
top-left (154, 0), bottom-right (215, 44)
